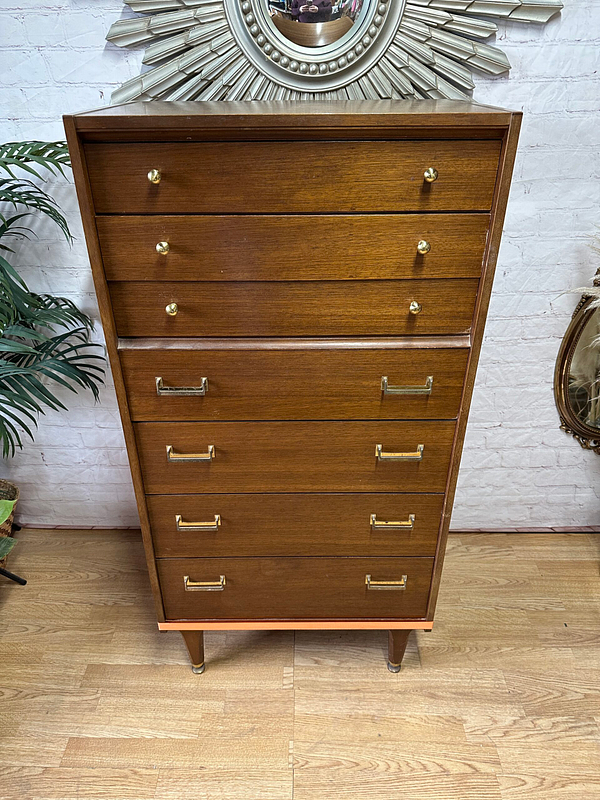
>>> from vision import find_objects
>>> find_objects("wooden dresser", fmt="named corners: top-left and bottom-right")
top-left (65, 100), bottom-right (521, 673)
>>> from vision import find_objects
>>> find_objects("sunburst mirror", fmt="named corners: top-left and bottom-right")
top-left (107, 0), bottom-right (563, 102)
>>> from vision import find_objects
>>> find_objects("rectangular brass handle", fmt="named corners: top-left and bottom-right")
top-left (156, 376), bottom-right (208, 396)
top-left (176, 514), bottom-right (220, 532)
top-left (166, 444), bottom-right (215, 462)
top-left (183, 574), bottom-right (226, 592)
top-left (381, 376), bottom-right (433, 395)
top-left (365, 574), bottom-right (407, 591)
top-left (370, 513), bottom-right (415, 531)
top-left (375, 444), bottom-right (424, 461)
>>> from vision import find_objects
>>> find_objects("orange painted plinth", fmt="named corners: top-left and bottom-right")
top-left (158, 620), bottom-right (434, 631)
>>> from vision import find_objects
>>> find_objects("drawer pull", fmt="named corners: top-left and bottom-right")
top-left (417, 240), bottom-right (431, 255)
top-left (370, 513), bottom-right (415, 531)
top-left (409, 300), bottom-right (422, 315)
top-left (166, 444), bottom-right (215, 462)
top-left (147, 168), bottom-right (161, 184)
top-left (376, 444), bottom-right (424, 461)
top-left (156, 376), bottom-right (208, 396)
top-left (365, 574), bottom-right (408, 591)
top-left (165, 302), bottom-right (178, 316)
top-left (156, 241), bottom-right (170, 255)
top-left (423, 167), bottom-right (438, 183)
top-left (381, 376), bottom-right (433, 395)
top-left (184, 574), bottom-right (226, 592)
top-left (176, 514), bottom-right (221, 532)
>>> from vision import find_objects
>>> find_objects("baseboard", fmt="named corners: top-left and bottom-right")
top-left (15, 524), bottom-right (600, 533)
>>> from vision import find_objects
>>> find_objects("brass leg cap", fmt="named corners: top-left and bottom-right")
top-left (387, 661), bottom-right (401, 673)
top-left (192, 663), bottom-right (206, 675)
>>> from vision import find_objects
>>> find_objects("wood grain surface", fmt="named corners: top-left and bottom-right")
top-left (98, 214), bottom-right (490, 282)
top-left (85, 140), bottom-right (501, 213)
top-left (156, 556), bottom-right (434, 620)
top-left (146, 493), bottom-right (444, 558)
top-left (134, 419), bottom-right (456, 494)
top-left (2, 529), bottom-right (600, 800)
top-left (119, 345), bottom-right (469, 421)
top-left (110, 279), bottom-right (479, 338)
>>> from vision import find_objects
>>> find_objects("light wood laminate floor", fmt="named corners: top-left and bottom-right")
top-left (1, 529), bottom-right (599, 799)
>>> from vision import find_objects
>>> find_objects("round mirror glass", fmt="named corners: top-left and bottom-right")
top-left (567, 305), bottom-right (600, 429)
top-left (267, 0), bottom-right (367, 48)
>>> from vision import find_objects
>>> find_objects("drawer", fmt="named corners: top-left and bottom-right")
top-left (86, 140), bottom-right (501, 213)
top-left (120, 344), bottom-right (469, 422)
top-left (148, 493), bottom-right (444, 558)
top-left (135, 420), bottom-right (456, 493)
top-left (98, 214), bottom-right (490, 282)
top-left (110, 279), bottom-right (479, 338)
top-left (157, 556), bottom-right (434, 620)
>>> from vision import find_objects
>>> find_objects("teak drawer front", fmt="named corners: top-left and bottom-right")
top-left (85, 140), bottom-right (501, 213)
top-left (157, 557), bottom-right (434, 620)
top-left (120, 345), bottom-right (469, 421)
top-left (135, 420), bottom-right (456, 494)
top-left (98, 214), bottom-right (490, 282)
top-left (148, 493), bottom-right (443, 558)
top-left (110, 279), bottom-right (479, 338)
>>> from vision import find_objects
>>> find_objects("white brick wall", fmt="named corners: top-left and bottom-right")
top-left (0, 0), bottom-right (599, 528)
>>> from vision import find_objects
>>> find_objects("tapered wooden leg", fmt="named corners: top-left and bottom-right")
top-left (181, 630), bottom-right (205, 674)
top-left (387, 630), bottom-right (411, 673)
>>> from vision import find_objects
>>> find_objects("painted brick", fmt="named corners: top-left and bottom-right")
top-left (1, 2), bottom-right (600, 528)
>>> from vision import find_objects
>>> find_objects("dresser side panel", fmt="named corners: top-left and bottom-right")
top-left (426, 112), bottom-right (523, 619)
top-left (64, 115), bottom-right (165, 622)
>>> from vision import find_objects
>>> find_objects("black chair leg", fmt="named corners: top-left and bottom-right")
top-left (0, 566), bottom-right (27, 585)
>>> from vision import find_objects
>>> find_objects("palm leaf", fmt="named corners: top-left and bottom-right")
top-left (0, 139), bottom-right (105, 458)
top-left (0, 141), bottom-right (70, 180)
top-left (0, 178), bottom-right (71, 242)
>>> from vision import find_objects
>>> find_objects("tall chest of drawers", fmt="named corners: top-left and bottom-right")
top-left (65, 100), bottom-right (521, 673)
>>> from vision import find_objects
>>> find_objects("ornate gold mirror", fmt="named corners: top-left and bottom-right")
top-left (555, 292), bottom-right (600, 453)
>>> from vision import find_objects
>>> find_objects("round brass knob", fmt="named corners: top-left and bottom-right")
top-left (165, 302), bottom-right (178, 316)
top-left (409, 301), bottom-right (422, 315)
top-left (156, 241), bottom-right (170, 255)
top-left (423, 167), bottom-right (438, 184)
top-left (417, 240), bottom-right (431, 255)
top-left (148, 169), bottom-right (161, 184)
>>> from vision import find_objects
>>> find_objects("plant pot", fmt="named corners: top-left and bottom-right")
top-left (0, 479), bottom-right (19, 567)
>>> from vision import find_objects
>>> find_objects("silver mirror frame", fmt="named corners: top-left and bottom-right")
top-left (107, 1), bottom-right (564, 103)
top-left (228, 0), bottom-right (401, 92)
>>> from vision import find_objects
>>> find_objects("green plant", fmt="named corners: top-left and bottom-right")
top-left (0, 141), bottom-right (105, 458)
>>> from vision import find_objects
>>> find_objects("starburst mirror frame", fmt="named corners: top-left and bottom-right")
top-left (107, 0), bottom-right (562, 103)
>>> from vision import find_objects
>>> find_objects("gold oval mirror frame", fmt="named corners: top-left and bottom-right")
top-left (554, 292), bottom-right (600, 454)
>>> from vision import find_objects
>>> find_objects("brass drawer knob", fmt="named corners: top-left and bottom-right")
top-left (423, 167), bottom-right (438, 183)
top-left (365, 574), bottom-right (407, 591)
top-left (409, 300), bottom-right (422, 315)
top-left (417, 240), bottom-right (431, 255)
top-left (165, 302), bottom-right (178, 316)
top-left (176, 514), bottom-right (221, 532)
top-left (166, 444), bottom-right (215, 462)
top-left (147, 168), bottom-right (161, 184)
top-left (376, 444), bottom-right (424, 461)
top-left (370, 514), bottom-right (415, 531)
top-left (184, 575), bottom-right (226, 592)
top-left (156, 241), bottom-right (170, 255)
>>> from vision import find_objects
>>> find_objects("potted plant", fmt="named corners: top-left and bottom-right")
top-left (0, 141), bottom-right (105, 579)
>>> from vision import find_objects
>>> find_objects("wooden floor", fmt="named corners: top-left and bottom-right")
top-left (1, 529), bottom-right (600, 800)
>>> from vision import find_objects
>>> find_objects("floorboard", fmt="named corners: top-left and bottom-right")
top-left (1, 529), bottom-right (599, 800)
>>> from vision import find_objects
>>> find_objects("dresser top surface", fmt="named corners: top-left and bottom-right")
top-left (66, 99), bottom-right (517, 134)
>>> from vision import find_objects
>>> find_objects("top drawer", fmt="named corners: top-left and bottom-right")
top-left (85, 140), bottom-right (502, 214)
